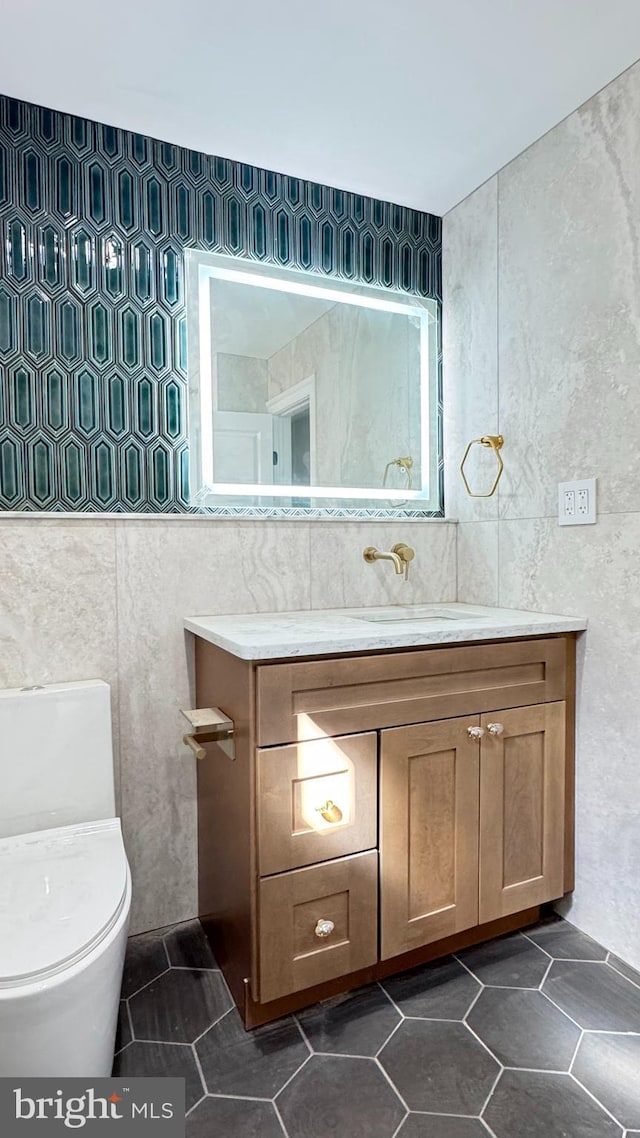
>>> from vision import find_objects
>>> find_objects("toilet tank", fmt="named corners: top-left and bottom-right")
top-left (0, 680), bottom-right (116, 839)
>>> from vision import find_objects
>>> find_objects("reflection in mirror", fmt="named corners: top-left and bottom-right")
top-left (187, 252), bottom-right (439, 514)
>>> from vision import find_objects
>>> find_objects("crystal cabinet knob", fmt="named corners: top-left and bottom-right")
top-left (487, 723), bottom-right (504, 736)
top-left (467, 726), bottom-right (485, 741)
top-left (315, 919), bottom-right (335, 938)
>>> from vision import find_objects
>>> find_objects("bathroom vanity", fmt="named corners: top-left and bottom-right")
top-left (184, 604), bottom-right (586, 1028)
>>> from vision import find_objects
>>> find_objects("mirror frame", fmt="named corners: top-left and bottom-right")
top-left (186, 251), bottom-right (441, 518)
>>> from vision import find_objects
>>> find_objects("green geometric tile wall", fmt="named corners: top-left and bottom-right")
top-left (0, 93), bottom-right (442, 512)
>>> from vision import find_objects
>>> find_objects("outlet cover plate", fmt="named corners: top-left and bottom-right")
top-left (558, 478), bottom-right (597, 525)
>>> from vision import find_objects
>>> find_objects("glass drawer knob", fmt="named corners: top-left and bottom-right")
top-left (315, 919), bottom-right (335, 938)
top-left (467, 726), bottom-right (485, 741)
top-left (487, 723), bottom-right (504, 735)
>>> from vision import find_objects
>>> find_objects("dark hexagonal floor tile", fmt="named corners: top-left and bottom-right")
top-left (379, 1020), bottom-right (499, 1114)
top-left (120, 928), bottom-right (170, 997)
top-left (543, 960), bottom-right (640, 1031)
top-left (525, 917), bottom-right (607, 961)
top-left (484, 1070), bottom-right (622, 1137)
top-left (397, 1114), bottom-right (488, 1136)
top-left (573, 1032), bottom-right (640, 1129)
top-left (164, 920), bottom-right (218, 969)
top-left (457, 933), bottom-right (549, 988)
top-left (382, 956), bottom-right (480, 1019)
top-left (129, 968), bottom-right (231, 1043)
top-left (607, 952), bottom-right (640, 988)
top-left (466, 987), bottom-right (580, 1070)
top-left (278, 1054), bottom-right (404, 1138)
top-left (186, 1096), bottom-right (283, 1137)
top-left (114, 1001), bottom-right (132, 1053)
top-left (297, 985), bottom-right (400, 1056)
top-left (112, 1041), bottom-right (203, 1110)
top-left (196, 1008), bottom-right (308, 1098)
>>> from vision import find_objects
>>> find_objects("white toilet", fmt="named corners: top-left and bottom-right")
top-left (0, 680), bottom-right (131, 1076)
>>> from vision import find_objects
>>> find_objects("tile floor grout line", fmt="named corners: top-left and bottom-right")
top-left (538, 958), bottom-right (554, 988)
top-left (291, 1014), bottom-right (314, 1056)
top-left (373, 1056), bottom-right (411, 1114)
top-left (390, 1110), bottom-right (409, 1138)
top-left (124, 997), bottom-right (134, 1045)
top-left (480, 1118), bottom-right (500, 1138)
top-left (190, 1038), bottom-right (208, 1100)
top-left (463, 1019), bottom-right (504, 1069)
top-left (606, 958), bottom-right (640, 992)
top-left (519, 932), bottom-right (554, 960)
top-left (184, 1093), bottom-right (207, 1118)
top-left (537, 988), bottom-right (587, 1032)
top-left (478, 1066), bottom-right (505, 1117)
top-left (376, 982), bottom-right (408, 1022)
top-left (375, 1017), bottom-right (405, 1058)
top-left (272, 1100), bottom-right (292, 1138)
top-left (124, 965), bottom-right (172, 1002)
top-left (204, 1092), bottom-right (274, 1103)
top-left (569, 1071), bottom-right (627, 1128)
top-left (272, 1054), bottom-right (313, 1100)
top-left (462, 984), bottom-right (485, 1021)
top-left (124, 1037), bottom-right (198, 1048)
top-left (567, 1028), bottom-right (585, 1074)
top-left (161, 935), bottom-right (172, 970)
top-left (190, 1004), bottom-right (234, 1048)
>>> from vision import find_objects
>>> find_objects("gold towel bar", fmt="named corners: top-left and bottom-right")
top-left (460, 434), bottom-right (504, 498)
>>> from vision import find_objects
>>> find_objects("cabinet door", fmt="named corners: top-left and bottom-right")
top-left (380, 718), bottom-right (480, 959)
top-left (479, 703), bottom-right (565, 922)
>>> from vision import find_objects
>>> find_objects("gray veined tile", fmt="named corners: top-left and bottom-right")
top-left (378, 1020), bottom-right (499, 1114)
top-left (277, 1054), bottom-right (404, 1138)
top-left (398, 1115), bottom-right (488, 1137)
top-left (112, 1041), bottom-right (203, 1110)
top-left (128, 967), bottom-right (231, 1043)
top-left (381, 956), bottom-right (481, 1019)
top-left (163, 919), bottom-right (218, 970)
top-left (456, 932), bottom-right (549, 988)
top-left (120, 928), bottom-right (170, 998)
top-left (572, 1033), bottom-right (640, 1130)
top-left (525, 917), bottom-right (608, 961)
top-left (483, 1070), bottom-right (622, 1137)
top-left (195, 1009), bottom-right (308, 1099)
top-left (542, 960), bottom-right (640, 1031)
top-left (466, 987), bottom-right (580, 1071)
top-left (186, 1096), bottom-right (284, 1138)
top-left (296, 985), bottom-right (401, 1056)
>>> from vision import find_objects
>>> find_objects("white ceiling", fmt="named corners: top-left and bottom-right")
top-left (4, 1), bottom-right (640, 214)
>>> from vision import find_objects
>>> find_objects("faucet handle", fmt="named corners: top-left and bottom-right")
top-left (392, 543), bottom-right (415, 581)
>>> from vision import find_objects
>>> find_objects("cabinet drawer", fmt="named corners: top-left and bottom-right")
top-left (257, 733), bottom-right (377, 875)
top-left (257, 638), bottom-right (567, 746)
top-left (258, 851), bottom-right (378, 1003)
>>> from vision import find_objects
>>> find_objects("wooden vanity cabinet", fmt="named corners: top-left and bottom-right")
top-left (194, 633), bottom-right (575, 1028)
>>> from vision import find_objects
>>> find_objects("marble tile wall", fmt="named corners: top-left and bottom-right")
top-left (0, 515), bottom-right (456, 933)
top-left (443, 60), bottom-right (640, 970)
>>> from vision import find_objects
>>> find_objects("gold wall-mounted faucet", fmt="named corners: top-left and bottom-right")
top-left (363, 542), bottom-right (415, 581)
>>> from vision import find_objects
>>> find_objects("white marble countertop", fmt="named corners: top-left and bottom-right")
top-left (184, 603), bottom-right (587, 661)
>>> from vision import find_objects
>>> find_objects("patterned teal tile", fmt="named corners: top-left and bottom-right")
top-left (0, 91), bottom-right (442, 514)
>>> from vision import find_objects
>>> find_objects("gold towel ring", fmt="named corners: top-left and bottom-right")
top-left (460, 435), bottom-right (504, 498)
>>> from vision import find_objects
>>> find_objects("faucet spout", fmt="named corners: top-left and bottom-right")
top-left (363, 544), bottom-right (415, 580)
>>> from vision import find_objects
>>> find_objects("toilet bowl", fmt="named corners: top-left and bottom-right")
top-left (0, 681), bottom-right (131, 1076)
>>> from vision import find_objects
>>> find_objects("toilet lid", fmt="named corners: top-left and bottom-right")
top-left (0, 818), bottom-right (129, 986)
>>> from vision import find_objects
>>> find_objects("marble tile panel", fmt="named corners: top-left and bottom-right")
top-left (498, 514), bottom-right (640, 972)
top-left (456, 522), bottom-right (498, 605)
top-left (309, 521), bottom-right (456, 608)
top-left (498, 61), bottom-right (640, 520)
top-left (115, 519), bottom-right (311, 933)
top-left (443, 177), bottom-right (499, 522)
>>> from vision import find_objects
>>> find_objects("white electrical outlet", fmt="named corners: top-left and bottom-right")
top-left (558, 478), bottom-right (597, 525)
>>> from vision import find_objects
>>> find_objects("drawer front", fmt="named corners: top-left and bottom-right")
top-left (258, 851), bottom-right (378, 1003)
top-left (257, 638), bottom-right (567, 746)
top-left (257, 733), bottom-right (377, 876)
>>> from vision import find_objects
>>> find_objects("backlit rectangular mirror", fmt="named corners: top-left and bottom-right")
top-left (186, 251), bottom-right (439, 515)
